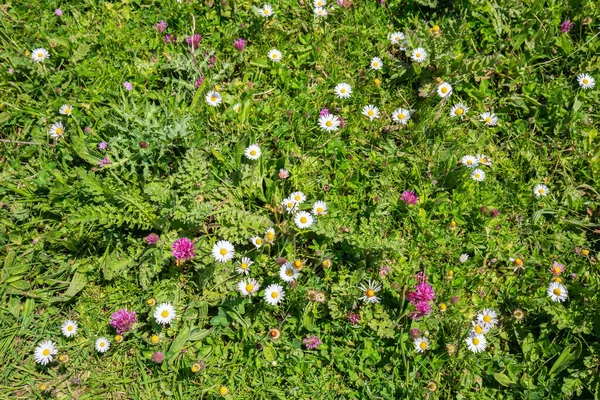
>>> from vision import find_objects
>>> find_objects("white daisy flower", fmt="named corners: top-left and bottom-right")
top-left (334, 83), bottom-right (352, 99)
top-left (459, 254), bottom-right (469, 263)
top-left (470, 168), bottom-right (486, 182)
top-left (547, 282), bottom-right (568, 302)
top-left (233, 103), bottom-right (241, 113)
top-left (245, 144), bottom-right (261, 160)
top-left (480, 112), bottom-right (498, 126)
top-left (358, 280), bottom-right (382, 304)
top-left (577, 73), bottom-right (595, 89)
top-left (477, 308), bottom-right (498, 329)
top-left (476, 154), bottom-right (492, 166)
top-left (268, 49), bottom-right (282, 62)
top-left (49, 122), bottom-right (65, 139)
top-left (279, 262), bottom-right (299, 282)
top-left (389, 32), bottom-right (405, 45)
top-left (59, 104), bottom-right (73, 116)
top-left (154, 303), bottom-right (176, 325)
top-left (237, 257), bottom-right (253, 275)
top-left (34, 340), bottom-right (57, 365)
top-left (414, 337), bottom-right (429, 353)
top-left (437, 82), bottom-right (452, 98)
top-left (281, 197), bottom-right (297, 214)
top-left (250, 236), bottom-right (263, 248)
top-left (31, 48), bottom-right (49, 62)
top-left (238, 278), bottom-right (260, 296)
top-left (450, 103), bottom-right (468, 118)
top-left (314, 0), bottom-right (326, 7)
top-left (392, 108), bottom-right (411, 125)
top-left (465, 333), bottom-right (487, 353)
top-left (471, 320), bottom-right (491, 335)
top-left (264, 283), bottom-right (285, 305)
top-left (212, 240), bottom-right (235, 263)
top-left (294, 211), bottom-right (314, 229)
top-left (318, 114), bottom-right (341, 132)
top-left (260, 4), bottom-right (273, 17)
top-left (312, 200), bottom-right (327, 216)
top-left (95, 337), bottom-right (110, 353)
top-left (370, 57), bottom-right (383, 70)
top-left (290, 191), bottom-right (306, 204)
top-left (411, 48), bottom-right (427, 63)
top-left (205, 91), bottom-right (222, 107)
top-left (61, 320), bottom-right (78, 338)
top-left (265, 227), bottom-right (276, 243)
top-left (314, 7), bottom-right (327, 17)
top-left (362, 105), bottom-right (380, 120)
top-left (460, 155), bottom-right (479, 168)
top-left (533, 184), bottom-right (549, 197)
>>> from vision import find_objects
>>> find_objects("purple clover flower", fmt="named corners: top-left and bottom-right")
top-left (407, 274), bottom-right (435, 320)
top-left (151, 351), bottom-right (164, 363)
top-left (409, 328), bottom-right (421, 339)
top-left (154, 20), bottom-right (167, 33)
top-left (186, 34), bottom-right (202, 48)
top-left (98, 157), bottom-right (111, 167)
top-left (123, 81), bottom-right (133, 91)
top-left (98, 141), bottom-right (107, 150)
top-left (233, 38), bottom-right (247, 52)
top-left (8, 68), bottom-right (14, 74)
top-left (347, 312), bottom-right (360, 325)
top-left (400, 190), bottom-right (419, 205)
top-left (303, 335), bottom-right (322, 350)
top-left (172, 237), bottom-right (195, 262)
top-left (145, 233), bottom-right (159, 245)
top-left (319, 108), bottom-right (330, 117)
top-left (379, 265), bottom-right (391, 277)
top-left (110, 309), bottom-right (137, 334)
top-left (164, 34), bottom-right (177, 44)
top-left (560, 19), bottom-right (573, 33)
top-left (55, 9), bottom-right (63, 17)
top-left (195, 76), bottom-right (205, 88)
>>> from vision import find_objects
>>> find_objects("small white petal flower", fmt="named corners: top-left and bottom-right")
top-left (547, 282), bottom-right (568, 302)
top-left (389, 32), bottom-right (405, 45)
top-left (95, 337), bottom-right (111, 353)
top-left (459, 254), bottom-right (469, 263)
top-left (34, 341), bottom-right (57, 365)
top-left (31, 48), bottom-right (49, 62)
top-left (265, 227), bottom-right (276, 243)
top-left (470, 168), bottom-right (486, 182)
top-left (154, 303), bottom-right (176, 325)
top-left (414, 337), bottom-right (429, 353)
top-left (533, 184), bottom-right (549, 197)
top-left (480, 112), bottom-right (498, 126)
top-left (245, 144), bottom-right (262, 160)
top-left (471, 320), bottom-right (491, 335)
top-left (476, 308), bottom-right (498, 329)
top-left (264, 283), bottom-right (285, 305)
top-left (49, 122), bottom-right (65, 139)
top-left (476, 154), bottom-right (492, 166)
top-left (577, 73), bottom-right (595, 89)
top-left (59, 104), bottom-right (73, 116)
top-left (237, 257), bottom-right (253, 275)
top-left (294, 211), bottom-right (314, 229)
top-left (314, 0), bottom-right (326, 7)
top-left (370, 57), bottom-right (383, 70)
top-left (279, 262), bottom-right (299, 282)
top-left (465, 333), bottom-right (487, 353)
top-left (314, 6), bottom-right (327, 17)
top-left (61, 320), bottom-right (78, 338)
top-left (260, 4), bottom-right (273, 17)
top-left (281, 197), bottom-right (298, 214)
top-left (212, 240), bottom-right (235, 262)
top-left (319, 114), bottom-right (341, 131)
top-left (290, 191), bottom-right (306, 204)
top-left (392, 108), bottom-right (411, 125)
top-left (312, 200), bottom-right (327, 216)
top-left (233, 103), bottom-right (241, 113)
top-left (460, 155), bottom-right (479, 168)
top-left (358, 280), bottom-right (382, 304)
top-left (268, 49), bottom-right (282, 62)
top-left (238, 278), bottom-right (260, 296)
top-left (205, 91), bottom-right (222, 107)
top-left (250, 236), bottom-right (264, 248)
top-left (411, 48), bottom-right (427, 62)
top-left (450, 103), bottom-right (468, 118)
top-left (334, 83), bottom-right (352, 99)
top-left (362, 105), bottom-right (380, 120)
top-left (437, 82), bottom-right (452, 98)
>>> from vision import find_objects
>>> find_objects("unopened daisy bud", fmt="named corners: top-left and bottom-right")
top-left (191, 362), bottom-right (204, 373)
top-left (150, 334), bottom-right (160, 345)
top-left (450, 220), bottom-right (457, 230)
top-left (147, 298), bottom-right (156, 307)
top-left (439, 303), bottom-right (447, 312)
top-left (582, 249), bottom-right (589, 256)
top-left (58, 354), bottom-right (69, 363)
top-left (292, 259), bottom-right (304, 270)
top-left (423, 331), bottom-right (430, 338)
top-left (114, 334), bottom-right (123, 343)
top-left (322, 259), bottom-right (332, 268)
top-left (409, 328), bottom-right (421, 339)
top-left (218, 386), bottom-right (228, 396)
top-left (446, 343), bottom-right (456, 355)
top-left (513, 308), bottom-right (525, 321)
top-left (554, 277), bottom-right (562, 283)
top-left (40, 383), bottom-right (51, 392)
top-left (374, 78), bottom-right (381, 86)
top-left (427, 381), bottom-right (438, 392)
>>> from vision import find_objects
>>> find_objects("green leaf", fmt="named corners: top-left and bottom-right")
top-left (549, 341), bottom-right (581, 376)
top-left (494, 372), bottom-right (516, 387)
top-left (263, 342), bottom-right (277, 362)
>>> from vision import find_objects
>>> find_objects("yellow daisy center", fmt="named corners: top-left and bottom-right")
top-left (485, 117), bottom-right (491, 123)
top-left (99, 342), bottom-right (105, 347)
top-left (483, 315), bottom-right (491, 323)
top-left (245, 283), bottom-right (254, 292)
top-left (373, 62), bottom-right (379, 67)
top-left (419, 341), bottom-right (427, 349)
top-left (472, 338), bottom-right (480, 345)
top-left (515, 258), bottom-right (523, 265)
top-left (56, 128), bottom-right (63, 134)
top-left (554, 277), bottom-right (562, 283)
top-left (553, 288), bottom-right (561, 295)
top-left (456, 108), bottom-right (464, 115)
top-left (220, 248), bottom-right (227, 255)
top-left (271, 291), bottom-right (279, 299)
top-left (250, 150), bottom-right (256, 156)
top-left (583, 79), bottom-right (589, 84)
top-left (161, 310), bottom-right (169, 318)
top-left (263, 9), bottom-right (269, 14)
top-left (366, 289), bottom-right (375, 297)
top-left (241, 263), bottom-right (247, 269)
top-left (38, 52), bottom-right (44, 58)
top-left (325, 120), bottom-right (333, 127)
top-left (151, 335), bottom-right (159, 343)
top-left (43, 349), bottom-right (50, 356)
top-left (287, 202), bottom-right (294, 208)
top-left (317, 207), bottom-right (323, 213)
top-left (538, 189), bottom-right (545, 194)
top-left (211, 96), bottom-right (217, 102)
top-left (285, 269), bottom-right (294, 276)
top-left (474, 325), bottom-right (483, 334)
top-left (416, 53), bottom-right (421, 58)
top-left (475, 173), bottom-right (481, 178)
top-left (467, 160), bottom-right (473, 165)
top-left (267, 232), bottom-right (274, 240)
top-left (367, 110), bottom-right (374, 116)
top-left (272, 53), bottom-right (278, 58)
top-left (441, 87), bottom-right (448, 93)
top-left (341, 88), bottom-right (346, 93)
top-left (399, 113), bottom-right (405, 119)
top-left (255, 238), bottom-right (262, 244)
top-left (68, 326), bottom-right (73, 331)
top-left (294, 195), bottom-right (301, 201)
top-left (65, 108), bottom-right (71, 114)
top-left (300, 216), bottom-right (307, 224)
top-left (294, 260), bottom-right (303, 268)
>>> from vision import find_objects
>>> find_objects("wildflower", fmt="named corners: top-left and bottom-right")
top-left (218, 386), bottom-right (228, 397)
top-left (374, 78), bottom-right (381, 86)
top-left (276, 169), bottom-right (290, 180)
top-left (322, 259), bottom-right (332, 268)
top-left (370, 57), bottom-right (383, 70)
top-left (236, 257), bottom-right (253, 275)
top-left (260, 4), bottom-right (274, 17)
top-left (427, 382), bottom-right (438, 392)
top-left (347, 312), bottom-right (360, 325)
top-left (238, 278), bottom-right (260, 296)
top-left (269, 328), bottom-right (281, 339)
top-left (551, 261), bottom-right (565, 276)
top-left (279, 263), bottom-right (298, 282)
top-left (446, 343), bottom-right (456, 355)
top-left (250, 236), bottom-right (263, 248)
top-left (314, 0), bottom-right (326, 6)
top-left (581, 249), bottom-right (590, 256)
top-left (59, 104), bottom-right (73, 116)
top-left (508, 257), bottom-right (524, 272)
top-left (145, 233), bottom-right (159, 245)
top-left (212, 240), bottom-right (235, 263)
top-left (392, 108), bottom-right (411, 124)
top-left (513, 308), bottom-right (526, 321)
top-left (60, 320), bottom-right (78, 338)
top-left (205, 91), bottom-right (222, 106)
top-left (123, 81), bottom-right (133, 91)
top-left (110, 309), bottom-right (137, 334)
top-left (294, 211), bottom-right (314, 229)
top-left (282, 197), bottom-right (297, 214)
top-left (379, 265), bottom-right (391, 277)
top-left (151, 352), bottom-right (164, 363)
top-left (577, 74), bottom-right (595, 89)
top-left (314, 7), bottom-right (328, 17)
top-left (233, 38), bottom-right (246, 52)
top-left (95, 337), bottom-right (110, 353)
top-left (98, 141), bottom-right (108, 150)
top-left (450, 103), bottom-right (468, 118)
top-left (185, 34), bottom-right (202, 47)
top-left (150, 334), bottom-right (160, 344)
top-left (303, 335), bottom-right (322, 350)
top-left (55, 9), bottom-right (63, 16)
top-left (312, 201), bottom-right (327, 216)
top-left (34, 341), bottom-right (57, 365)
top-left (154, 20), bottom-right (167, 33)
top-left (362, 105), bottom-right (380, 120)
top-left (334, 83), bottom-right (352, 99)
top-left (319, 114), bottom-right (341, 131)
top-left (411, 48), bottom-right (427, 62)
top-left (547, 282), bottom-right (568, 302)
top-left (439, 303), bottom-right (447, 312)
top-left (470, 168), bottom-right (486, 182)
top-left (389, 32), bottom-right (405, 45)
top-left (98, 157), bottom-right (111, 167)
top-left (191, 362), bottom-right (204, 373)
top-left (437, 82), bottom-right (452, 98)
top-left (195, 76), bottom-right (205, 88)
top-left (459, 254), bottom-right (469, 263)
top-left (164, 34), bottom-right (177, 44)
top-left (233, 103), bottom-right (241, 112)
top-left (267, 49), bottom-right (282, 62)
top-left (414, 337), bottom-right (429, 353)
top-left (409, 328), bottom-right (421, 339)
top-left (264, 284), bottom-right (285, 305)
top-left (58, 354), bottom-right (69, 363)
top-left (49, 122), bottom-right (65, 139)
top-left (480, 112), bottom-right (498, 126)
top-left (172, 238), bottom-right (195, 262)
top-left (154, 303), bottom-right (176, 325)
top-left (292, 259), bottom-right (305, 270)
top-left (465, 333), bottom-right (486, 353)
top-left (359, 280), bottom-right (382, 304)
top-left (533, 184), bottom-right (549, 197)
top-left (430, 24), bottom-right (441, 36)
top-left (245, 144), bottom-right (261, 160)
top-left (114, 334), bottom-right (123, 343)
top-left (476, 308), bottom-right (498, 329)
top-left (471, 320), bottom-right (490, 335)
top-left (400, 190), bottom-right (418, 205)
top-left (265, 228), bottom-right (275, 243)
top-left (8, 68), bottom-right (14, 74)
top-left (477, 154), bottom-right (492, 166)
top-left (559, 19), bottom-right (573, 33)
top-left (31, 48), bottom-right (49, 62)
top-left (319, 108), bottom-right (330, 117)
top-left (408, 279), bottom-right (435, 320)
top-left (147, 298), bottom-right (156, 307)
